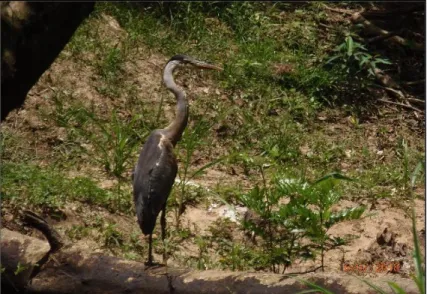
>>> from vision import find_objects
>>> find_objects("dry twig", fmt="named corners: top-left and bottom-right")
top-left (378, 99), bottom-right (423, 113)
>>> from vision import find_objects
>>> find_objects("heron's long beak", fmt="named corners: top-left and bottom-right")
top-left (193, 61), bottom-right (223, 71)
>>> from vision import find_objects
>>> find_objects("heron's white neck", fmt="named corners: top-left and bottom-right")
top-left (162, 60), bottom-right (188, 146)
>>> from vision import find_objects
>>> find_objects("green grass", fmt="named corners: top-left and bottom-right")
top-left (1, 162), bottom-right (110, 208)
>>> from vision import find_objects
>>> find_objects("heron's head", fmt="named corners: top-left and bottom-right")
top-left (167, 54), bottom-right (223, 71)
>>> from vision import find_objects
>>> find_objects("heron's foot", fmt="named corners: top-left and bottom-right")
top-left (144, 260), bottom-right (163, 268)
top-left (144, 260), bottom-right (154, 267)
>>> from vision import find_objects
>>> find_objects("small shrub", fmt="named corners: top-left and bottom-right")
top-left (238, 172), bottom-right (365, 272)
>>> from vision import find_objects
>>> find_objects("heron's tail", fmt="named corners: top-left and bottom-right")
top-left (135, 195), bottom-right (157, 235)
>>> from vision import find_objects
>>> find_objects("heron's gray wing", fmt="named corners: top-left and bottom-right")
top-left (146, 143), bottom-right (178, 215)
top-left (133, 132), bottom-right (177, 234)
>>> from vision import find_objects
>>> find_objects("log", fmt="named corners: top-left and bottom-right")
top-left (1, 228), bottom-right (420, 294)
top-left (1, 2), bottom-right (95, 120)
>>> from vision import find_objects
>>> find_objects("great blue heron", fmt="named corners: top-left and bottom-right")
top-left (132, 54), bottom-right (222, 265)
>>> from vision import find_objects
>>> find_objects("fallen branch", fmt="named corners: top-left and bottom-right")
top-left (1, 228), bottom-right (420, 294)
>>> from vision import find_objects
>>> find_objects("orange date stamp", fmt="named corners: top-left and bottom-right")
top-left (343, 262), bottom-right (401, 273)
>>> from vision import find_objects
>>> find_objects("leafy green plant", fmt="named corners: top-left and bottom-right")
top-left (302, 173), bottom-right (365, 270)
top-left (326, 33), bottom-right (392, 78)
top-left (195, 235), bottom-right (211, 270)
top-left (100, 222), bottom-right (124, 249)
top-left (69, 109), bottom-right (145, 179)
top-left (238, 172), bottom-right (365, 273)
top-left (209, 218), bottom-right (252, 271)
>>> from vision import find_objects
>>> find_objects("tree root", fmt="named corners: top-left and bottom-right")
top-left (361, 4), bottom-right (424, 18)
top-left (350, 12), bottom-right (424, 52)
top-left (21, 210), bottom-right (64, 253)
top-left (20, 211), bottom-right (64, 281)
top-left (367, 29), bottom-right (404, 44)
top-left (323, 4), bottom-right (424, 51)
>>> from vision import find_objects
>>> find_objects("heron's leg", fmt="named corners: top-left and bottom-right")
top-left (147, 233), bottom-right (153, 266)
top-left (160, 205), bottom-right (167, 263)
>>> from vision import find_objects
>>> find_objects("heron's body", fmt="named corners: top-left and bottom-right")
top-left (133, 130), bottom-right (177, 235)
top-left (132, 54), bottom-right (222, 265)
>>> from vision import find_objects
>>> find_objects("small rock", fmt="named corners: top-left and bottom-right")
top-left (377, 228), bottom-right (396, 246)
top-left (392, 243), bottom-right (407, 257)
top-left (299, 145), bottom-right (311, 156)
top-left (4, 213), bottom-right (14, 222)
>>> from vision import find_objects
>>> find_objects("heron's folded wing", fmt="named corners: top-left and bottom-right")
top-left (145, 142), bottom-right (178, 216)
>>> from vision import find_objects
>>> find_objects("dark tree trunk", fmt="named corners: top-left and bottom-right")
top-left (1, 2), bottom-right (95, 120)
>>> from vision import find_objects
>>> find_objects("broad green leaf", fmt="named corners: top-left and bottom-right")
top-left (325, 206), bottom-right (366, 228)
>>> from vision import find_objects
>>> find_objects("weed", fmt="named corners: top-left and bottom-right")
top-left (326, 33), bottom-right (392, 78)
top-left (194, 236), bottom-right (211, 270)
top-left (100, 222), bottom-right (124, 249)
top-left (238, 172), bottom-right (365, 273)
top-left (66, 224), bottom-right (91, 240)
top-left (52, 104), bottom-right (145, 179)
top-left (14, 262), bottom-right (28, 276)
top-left (95, 46), bottom-right (126, 97)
